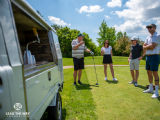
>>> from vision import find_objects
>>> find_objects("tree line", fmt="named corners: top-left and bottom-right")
top-left (51, 20), bottom-right (144, 58)
top-left (36, 10), bottom-right (144, 58)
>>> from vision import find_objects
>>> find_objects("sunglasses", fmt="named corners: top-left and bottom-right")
top-left (146, 26), bottom-right (152, 29)
top-left (105, 42), bottom-right (109, 44)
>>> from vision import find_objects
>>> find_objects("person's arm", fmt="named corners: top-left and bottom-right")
top-left (138, 50), bottom-right (146, 60)
top-left (72, 41), bottom-right (85, 50)
top-left (143, 42), bottom-right (157, 50)
top-left (128, 52), bottom-right (131, 63)
top-left (85, 49), bottom-right (90, 53)
top-left (111, 49), bottom-right (113, 57)
top-left (101, 47), bottom-right (105, 56)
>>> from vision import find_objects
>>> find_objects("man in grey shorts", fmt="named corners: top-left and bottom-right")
top-left (71, 33), bottom-right (94, 85)
top-left (128, 36), bottom-right (146, 86)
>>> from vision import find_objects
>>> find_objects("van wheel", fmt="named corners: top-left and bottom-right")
top-left (48, 92), bottom-right (62, 120)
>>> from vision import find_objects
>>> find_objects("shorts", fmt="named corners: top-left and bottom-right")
top-left (103, 55), bottom-right (113, 64)
top-left (73, 57), bottom-right (84, 70)
top-left (146, 55), bottom-right (159, 71)
top-left (129, 58), bottom-right (140, 70)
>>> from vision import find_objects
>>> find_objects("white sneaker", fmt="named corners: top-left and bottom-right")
top-left (134, 82), bottom-right (138, 87)
top-left (143, 89), bottom-right (154, 94)
top-left (128, 80), bottom-right (135, 84)
top-left (104, 77), bottom-right (107, 80)
top-left (151, 93), bottom-right (159, 98)
top-left (113, 78), bottom-right (118, 81)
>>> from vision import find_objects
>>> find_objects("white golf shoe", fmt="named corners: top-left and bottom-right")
top-left (143, 89), bottom-right (154, 94)
top-left (128, 80), bottom-right (135, 84)
top-left (113, 78), bottom-right (118, 81)
top-left (151, 93), bottom-right (159, 98)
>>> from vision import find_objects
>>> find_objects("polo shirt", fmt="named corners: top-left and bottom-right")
top-left (101, 46), bottom-right (112, 55)
top-left (71, 39), bottom-right (87, 59)
top-left (145, 32), bottom-right (160, 55)
top-left (131, 43), bottom-right (143, 60)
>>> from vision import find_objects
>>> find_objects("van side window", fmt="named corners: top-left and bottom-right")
top-left (12, 3), bottom-right (57, 79)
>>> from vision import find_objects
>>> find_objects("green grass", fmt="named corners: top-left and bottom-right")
top-left (61, 68), bottom-right (98, 120)
top-left (61, 66), bottom-right (160, 120)
top-left (62, 56), bottom-right (146, 66)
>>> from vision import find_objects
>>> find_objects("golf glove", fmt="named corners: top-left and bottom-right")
top-left (90, 51), bottom-right (94, 56)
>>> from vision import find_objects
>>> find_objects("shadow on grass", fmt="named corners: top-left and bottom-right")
top-left (136, 85), bottom-right (147, 90)
top-left (76, 83), bottom-right (99, 90)
top-left (106, 80), bottom-right (119, 84)
top-left (62, 108), bottom-right (66, 120)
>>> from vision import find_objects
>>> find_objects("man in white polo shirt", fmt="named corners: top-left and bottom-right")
top-left (71, 33), bottom-right (94, 85)
top-left (143, 23), bottom-right (160, 98)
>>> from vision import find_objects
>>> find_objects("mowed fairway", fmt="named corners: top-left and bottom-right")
top-left (61, 66), bottom-right (160, 120)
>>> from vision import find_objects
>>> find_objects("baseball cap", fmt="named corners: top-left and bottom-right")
top-left (78, 33), bottom-right (85, 37)
top-left (146, 23), bottom-right (156, 28)
top-left (131, 36), bottom-right (138, 41)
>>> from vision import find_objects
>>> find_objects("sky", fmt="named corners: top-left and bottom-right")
top-left (25, 0), bottom-right (160, 45)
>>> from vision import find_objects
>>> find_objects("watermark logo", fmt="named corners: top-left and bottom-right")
top-left (14, 103), bottom-right (22, 110)
top-left (6, 103), bottom-right (30, 118)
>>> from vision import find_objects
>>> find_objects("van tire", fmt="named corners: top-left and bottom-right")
top-left (48, 92), bottom-right (62, 120)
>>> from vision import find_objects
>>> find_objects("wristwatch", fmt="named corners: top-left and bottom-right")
top-left (141, 55), bottom-right (143, 57)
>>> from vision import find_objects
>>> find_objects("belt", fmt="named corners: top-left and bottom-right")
top-left (147, 54), bottom-right (159, 56)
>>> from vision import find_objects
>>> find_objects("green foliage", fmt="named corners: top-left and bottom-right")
top-left (114, 36), bottom-right (130, 56)
top-left (116, 31), bottom-right (123, 40)
top-left (97, 20), bottom-right (116, 48)
top-left (51, 24), bottom-right (61, 31)
top-left (55, 26), bottom-right (100, 57)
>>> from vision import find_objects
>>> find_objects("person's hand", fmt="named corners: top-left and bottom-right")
top-left (103, 49), bottom-right (105, 53)
top-left (128, 59), bottom-right (130, 63)
top-left (138, 56), bottom-right (142, 61)
top-left (90, 51), bottom-right (94, 56)
top-left (80, 41), bottom-right (85, 45)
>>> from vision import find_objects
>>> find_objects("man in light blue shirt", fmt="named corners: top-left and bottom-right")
top-left (143, 23), bottom-right (160, 99)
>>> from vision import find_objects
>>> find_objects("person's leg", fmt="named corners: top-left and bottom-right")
top-left (150, 55), bottom-right (159, 98)
top-left (135, 70), bottom-right (139, 82)
top-left (134, 58), bottom-right (140, 82)
top-left (78, 69), bottom-right (82, 81)
top-left (153, 71), bottom-right (159, 85)
top-left (73, 70), bottom-right (78, 82)
top-left (109, 63), bottom-right (114, 78)
top-left (130, 70), bottom-right (135, 81)
top-left (104, 64), bottom-right (107, 77)
top-left (152, 71), bottom-right (159, 97)
top-left (78, 58), bottom-right (84, 84)
top-left (129, 59), bottom-right (135, 83)
top-left (73, 57), bottom-right (79, 84)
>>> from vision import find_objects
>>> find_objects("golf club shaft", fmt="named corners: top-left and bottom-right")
top-left (92, 56), bottom-right (98, 83)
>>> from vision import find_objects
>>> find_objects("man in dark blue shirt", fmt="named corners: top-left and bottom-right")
top-left (128, 36), bottom-right (146, 86)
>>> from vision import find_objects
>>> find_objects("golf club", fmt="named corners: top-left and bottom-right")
top-left (92, 55), bottom-right (99, 85)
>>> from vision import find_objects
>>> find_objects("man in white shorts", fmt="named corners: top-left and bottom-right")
top-left (128, 36), bottom-right (146, 86)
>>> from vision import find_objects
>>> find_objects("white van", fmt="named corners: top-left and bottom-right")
top-left (0, 0), bottom-right (64, 120)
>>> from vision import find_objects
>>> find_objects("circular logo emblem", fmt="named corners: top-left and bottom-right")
top-left (14, 103), bottom-right (22, 110)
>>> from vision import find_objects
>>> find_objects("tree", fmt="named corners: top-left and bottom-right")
top-left (114, 36), bottom-right (130, 56)
top-left (116, 31), bottom-right (123, 40)
top-left (51, 24), bottom-right (61, 31)
top-left (97, 20), bottom-right (116, 48)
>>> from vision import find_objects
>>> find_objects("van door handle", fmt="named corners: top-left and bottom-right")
top-left (48, 71), bottom-right (51, 81)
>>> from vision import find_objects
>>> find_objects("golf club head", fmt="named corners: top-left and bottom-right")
top-left (95, 83), bottom-right (99, 85)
